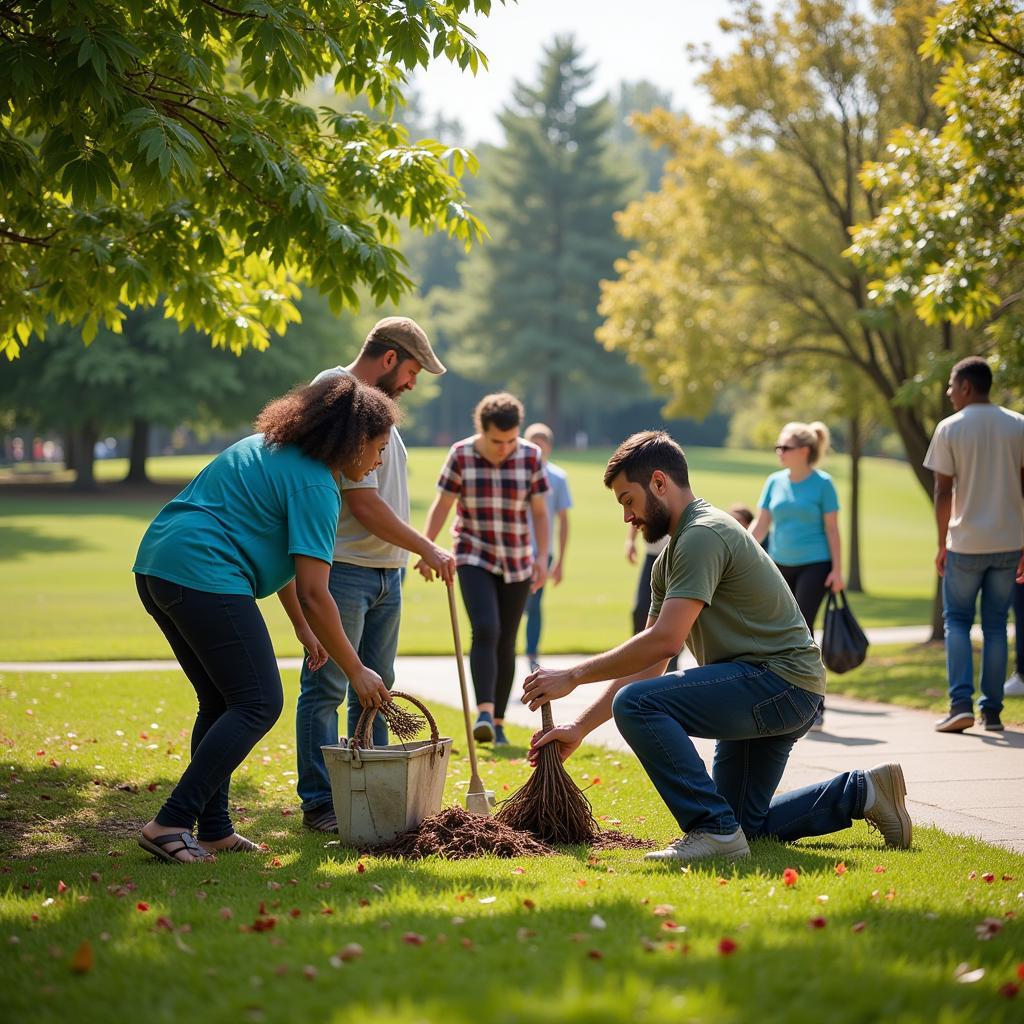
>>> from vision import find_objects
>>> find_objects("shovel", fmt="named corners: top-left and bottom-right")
top-left (446, 580), bottom-right (494, 816)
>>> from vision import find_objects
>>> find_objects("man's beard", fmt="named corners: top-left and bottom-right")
top-left (639, 488), bottom-right (672, 543)
top-left (375, 363), bottom-right (405, 398)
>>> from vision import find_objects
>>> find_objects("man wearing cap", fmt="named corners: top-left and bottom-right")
top-left (295, 316), bottom-right (456, 833)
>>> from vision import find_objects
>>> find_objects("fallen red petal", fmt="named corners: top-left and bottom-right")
top-left (718, 937), bottom-right (738, 955)
top-left (136, 902), bottom-right (149, 912)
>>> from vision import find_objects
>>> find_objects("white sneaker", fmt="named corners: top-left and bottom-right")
top-left (644, 828), bottom-right (751, 864)
top-left (1004, 672), bottom-right (1024, 697)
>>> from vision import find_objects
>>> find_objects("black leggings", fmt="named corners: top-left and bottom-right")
top-left (776, 560), bottom-right (832, 633)
top-left (457, 565), bottom-right (531, 720)
top-left (633, 553), bottom-right (679, 672)
top-left (136, 574), bottom-right (284, 840)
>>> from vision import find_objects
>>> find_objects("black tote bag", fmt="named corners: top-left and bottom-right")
top-left (820, 591), bottom-right (869, 674)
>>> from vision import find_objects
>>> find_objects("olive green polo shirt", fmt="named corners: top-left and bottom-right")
top-left (650, 498), bottom-right (826, 695)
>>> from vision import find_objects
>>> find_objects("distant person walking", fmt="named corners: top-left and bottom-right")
top-left (626, 525), bottom-right (679, 672)
top-left (422, 393), bottom-right (549, 745)
top-left (132, 377), bottom-right (396, 863)
top-left (522, 423), bottom-right (572, 672)
top-left (750, 421), bottom-right (843, 731)
top-left (925, 357), bottom-right (1024, 733)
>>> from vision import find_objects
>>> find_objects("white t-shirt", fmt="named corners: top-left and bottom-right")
top-left (311, 367), bottom-right (410, 569)
top-left (923, 403), bottom-right (1024, 554)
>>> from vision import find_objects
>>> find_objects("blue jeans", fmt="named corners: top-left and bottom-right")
top-left (612, 661), bottom-right (867, 840)
top-left (524, 586), bottom-right (544, 659)
top-left (942, 549), bottom-right (1018, 713)
top-left (295, 563), bottom-right (403, 812)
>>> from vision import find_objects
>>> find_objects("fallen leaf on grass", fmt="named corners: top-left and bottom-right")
top-left (851, 921), bottom-right (867, 933)
top-left (523, 899), bottom-right (536, 911)
top-left (57, 881), bottom-right (67, 894)
top-left (155, 916), bottom-right (174, 931)
top-left (302, 965), bottom-right (317, 980)
top-left (873, 866), bottom-right (887, 874)
top-left (718, 937), bottom-right (738, 955)
top-left (976, 917), bottom-right (1003, 940)
top-left (982, 873), bottom-right (995, 883)
top-left (219, 908), bottom-right (234, 920)
top-left (998, 982), bottom-right (1019, 999)
top-left (808, 917), bottom-right (827, 929)
top-left (954, 963), bottom-right (985, 984)
top-left (653, 904), bottom-right (674, 917)
top-left (356, 863), bottom-right (366, 874)
top-left (479, 896), bottom-right (496, 905)
top-left (402, 933), bottom-right (426, 946)
top-left (136, 902), bottom-right (149, 912)
top-left (337, 943), bottom-right (363, 962)
top-left (834, 862), bottom-right (847, 876)
top-left (782, 868), bottom-right (798, 887)
top-left (69, 940), bottom-right (93, 974)
top-left (590, 914), bottom-right (606, 930)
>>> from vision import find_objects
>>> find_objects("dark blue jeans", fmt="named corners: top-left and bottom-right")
top-left (942, 549), bottom-right (1018, 713)
top-left (295, 563), bottom-right (403, 812)
top-left (135, 574), bottom-right (284, 841)
top-left (612, 661), bottom-right (867, 840)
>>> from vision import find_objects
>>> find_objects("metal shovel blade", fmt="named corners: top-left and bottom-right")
top-left (465, 789), bottom-right (495, 817)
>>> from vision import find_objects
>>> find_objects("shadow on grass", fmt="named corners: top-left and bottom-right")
top-left (0, 523), bottom-right (93, 561)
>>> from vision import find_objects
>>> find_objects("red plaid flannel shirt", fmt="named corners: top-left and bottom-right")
top-left (436, 438), bottom-right (549, 583)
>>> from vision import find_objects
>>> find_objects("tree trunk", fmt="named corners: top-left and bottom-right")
top-left (846, 412), bottom-right (863, 592)
top-left (63, 428), bottom-right (75, 472)
top-left (546, 373), bottom-right (560, 437)
top-left (71, 420), bottom-right (98, 491)
top-left (123, 418), bottom-right (150, 484)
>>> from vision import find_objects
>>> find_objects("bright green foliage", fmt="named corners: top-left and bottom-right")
top-left (0, 1), bottom-right (496, 359)
top-left (847, 0), bottom-right (1024, 382)
top-left (596, 1), bottom-right (967, 497)
top-left (443, 36), bottom-right (641, 430)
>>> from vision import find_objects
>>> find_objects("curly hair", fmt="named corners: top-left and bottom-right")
top-left (255, 375), bottom-right (399, 472)
top-left (474, 392), bottom-right (524, 433)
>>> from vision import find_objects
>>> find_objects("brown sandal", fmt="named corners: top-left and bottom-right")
top-left (139, 830), bottom-right (216, 864)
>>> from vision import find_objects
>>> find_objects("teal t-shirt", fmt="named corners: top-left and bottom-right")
top-left (757, 468), bottom-right (839, 566)
top-left (133, 435), bottom-right (341, 599)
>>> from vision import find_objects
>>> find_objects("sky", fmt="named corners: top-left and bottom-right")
top-left (412, 0), bottom-right (763, 146)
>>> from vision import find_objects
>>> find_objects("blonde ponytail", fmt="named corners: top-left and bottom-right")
top-left (780, 420), bottom-right (830, 465)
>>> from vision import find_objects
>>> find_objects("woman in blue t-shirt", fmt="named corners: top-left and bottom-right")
top-left (133, 376), bottom-right (397, 864)
top-left (750, 421), bottom-right (843, 730)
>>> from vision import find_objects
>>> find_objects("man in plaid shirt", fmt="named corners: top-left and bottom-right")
top-left (422, 392), bottom-right (549, 744)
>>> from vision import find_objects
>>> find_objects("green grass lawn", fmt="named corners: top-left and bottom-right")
top-left (1, 668), bottom-right (1022, 1023)
top-left (829, 643), bottom-right (1024, 723)
top-left (0, 447), bottom-right (936, 661)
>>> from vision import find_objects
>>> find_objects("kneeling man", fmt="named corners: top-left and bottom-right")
top-left (523, 431), bottom-right (911, 864)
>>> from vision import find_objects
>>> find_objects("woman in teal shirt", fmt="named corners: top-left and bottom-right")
top-left (750, 421), bottom-right (843, 731)
top-left (133, 376), bottom-right (397, 864)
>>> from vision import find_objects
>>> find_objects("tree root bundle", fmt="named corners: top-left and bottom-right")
top-left (493, 705), bottom-right (600, 845)
top-left (371, 805), bottom-right (554, 860)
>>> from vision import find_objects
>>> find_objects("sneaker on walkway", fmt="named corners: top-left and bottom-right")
top-left (980, 708), bottom-right (1005, 732)
top-left (473, 711), bottom-right (496, 743)
top-left (493, 724), bottom-right (510, 746)
top-left (644, 828), bottom-right (750, 864)
top-left (302, 805), bottom-right (338, 834)
top-left (934, 704), bottom-right (974, 733)
top-left (863, 763), bottom-right (911, 849)
top-left (1004, 672), bottom-right (1024, 697)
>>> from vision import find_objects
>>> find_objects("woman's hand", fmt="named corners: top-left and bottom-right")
top-left (296, 625), bottom-right (328, 672)
top-left (824, 570), bottom-right (844, 593)
top-left (349, 666), bottom-right (390, 709)
top-left (528, 722), bottom-right (584, 766)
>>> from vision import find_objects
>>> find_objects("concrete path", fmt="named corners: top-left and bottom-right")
top-left (4, 630), bottom-right (1022, 855)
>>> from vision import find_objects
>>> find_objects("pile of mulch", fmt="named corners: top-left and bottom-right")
top-left (371, 806), bottom-right (553, 860)
top-left (369, 806), bottom-right (654, 860)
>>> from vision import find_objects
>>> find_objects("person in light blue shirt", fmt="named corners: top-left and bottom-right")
top-left (751, 421), bottom-right (843, 731)
top-left (523, 423), bottom-right (572, 680)
top-left (133, 376), bottom-right (397, 865)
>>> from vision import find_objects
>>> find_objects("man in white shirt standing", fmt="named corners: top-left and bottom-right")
top-left (295, 317), bottom-right (455, 832)
top-left (925, 356), bottom-right (1024, 733)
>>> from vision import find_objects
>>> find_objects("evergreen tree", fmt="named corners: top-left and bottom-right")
top-left (445, 37), bottom-right (640, 433)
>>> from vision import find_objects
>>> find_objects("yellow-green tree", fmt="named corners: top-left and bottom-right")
top-left (597, 0), bottom-right (959, 498)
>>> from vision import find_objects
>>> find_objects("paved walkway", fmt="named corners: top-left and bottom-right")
top-left (4, 625), bottom-right (1022, 854)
